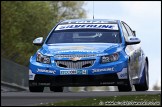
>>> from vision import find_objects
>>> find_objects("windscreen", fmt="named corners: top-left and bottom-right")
top-left (46, 30), bottom-right (121, 44)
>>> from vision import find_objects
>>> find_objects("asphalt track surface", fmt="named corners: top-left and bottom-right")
top-left (1, 89), bottom-right (161, 106)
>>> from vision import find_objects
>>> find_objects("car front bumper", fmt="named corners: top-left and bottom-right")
top-left (29, 73), bottom-right (129, 87)
top-left (29, 57), bottom-right (129, 86)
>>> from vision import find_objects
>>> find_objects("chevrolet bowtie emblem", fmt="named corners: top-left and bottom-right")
top-left (70, 57), bottom-right (81, 61)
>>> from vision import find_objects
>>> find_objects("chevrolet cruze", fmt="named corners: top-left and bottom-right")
top-left (29, 19), bottom-right (149, 92)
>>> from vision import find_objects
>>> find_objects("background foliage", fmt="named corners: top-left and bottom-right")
top-left (1, 1), bottom-right (86, 66)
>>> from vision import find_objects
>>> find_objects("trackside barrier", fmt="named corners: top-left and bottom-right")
top-left (1, 57), bottom-right (28, 87)
top-left (1, 81), bottom-right (28, 91)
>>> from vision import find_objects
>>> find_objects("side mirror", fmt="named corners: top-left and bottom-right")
top-left (133, 30), bottom-right (136, 36)
top-left (126, 36), bottom-right (141, 45)
top-left (33, 37), bottom-right (43, 46)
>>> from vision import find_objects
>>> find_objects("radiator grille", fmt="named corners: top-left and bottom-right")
top-left (55, 60), bottom-right (95, 69)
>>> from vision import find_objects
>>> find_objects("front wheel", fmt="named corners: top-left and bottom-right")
top-left (135, 62), bottom-right (149, 91)
top-left (50, 86), bottom-right (63, 92)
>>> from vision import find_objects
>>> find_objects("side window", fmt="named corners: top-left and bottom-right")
top-left (123, 23), bottom-right (134, 36)
top-left (121, 23), bottom-right (129, 40)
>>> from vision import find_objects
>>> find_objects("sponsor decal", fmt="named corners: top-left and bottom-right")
top-left (29, 82), bottom-right (37, 86)
top-left (92, 67), bottom-right (114, 73)
top-left (96, 53), bottom-right (109, 56)
top-left (54, 54), bottom-right (96, 58)
top-left (66, 20), bottom-right (116, 23)
top-left (57, 50), bottom-right (96, 53)
top-left (29, 75), bottom-right (33, 78)
top-left (56, 46), bottom-right (95, 53)
top-left (55, 24), bottom-right (118, 30)
top-left (117, 81), bottom-right (125, 85)
top-left (59, 46), bottom-right (95, 50)
top-left (130, 38), bottom-right (139, 40)
top-left (120, 73), bottom-right (127, 77)
top-left (100, 82), bottom-right (115, 85)
top-left (117, 68), bottom-right (128, 79)
top-left (60, 70), bottom-right (88, 75)
top-left (54, 53), bottom-right (109, 58)
top-left (37, 68), bottom-right (56, 74)
top-left (38, 83), bottom-right (50, 86)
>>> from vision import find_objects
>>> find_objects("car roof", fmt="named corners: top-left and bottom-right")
top-left (60, 19), bottom-right (119, 24)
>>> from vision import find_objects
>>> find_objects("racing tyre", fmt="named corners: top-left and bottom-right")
top-left (118, 62), bottom-right (133, 92)
top-left (29, 86), bottom-right (44, 92)
top-left (135, 62), bottom-right (149, 91)
top-left (50, 86), bottom-right (63, 92)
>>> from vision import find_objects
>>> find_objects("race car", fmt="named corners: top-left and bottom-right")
top-left (29, 19), bottom-right (149, 92)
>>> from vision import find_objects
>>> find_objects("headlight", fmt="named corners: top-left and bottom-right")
top-left (101, 53), bottom-right (119, 64)
top-left (36, 52), bottom-right (51, 64)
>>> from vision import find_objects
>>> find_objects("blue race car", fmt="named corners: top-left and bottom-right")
top-left (29, 19), bottom-right (149, 92)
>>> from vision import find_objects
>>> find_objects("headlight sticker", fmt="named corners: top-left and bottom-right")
top-left (101, 53), bottom-right (119, 63)
top-left (36, 52), bottom-right (51, 64)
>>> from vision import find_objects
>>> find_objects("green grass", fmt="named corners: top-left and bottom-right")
top-left (40, 94), bottom-right (161, 106)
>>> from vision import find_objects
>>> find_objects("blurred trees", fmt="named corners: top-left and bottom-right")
top-left (1, 1), bottom-right (86, 66)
